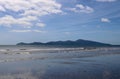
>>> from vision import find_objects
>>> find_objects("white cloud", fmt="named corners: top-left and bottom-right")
top-left (101, 18), bottom-right (110, 23)
top-left (0, 0), bottom-right (63, 28)
top-left (10, 30), bottom-right (32, 33)
top-left (96, 0), bottom-right (116, 2)
top-left (67, 4), bottom-right (94, 13)
top-left (33, 30), bottom-right (46, 33)
top-left (0, 5), bottom-right (5, 11)
top-left (0, 15), bottom-right (32, 28)
top-left (10, 29), bottom-right (46, 33)
top-left (65, 32), bottom-right (71, 35)
top-left (36, 23), bottom-right (46, 28)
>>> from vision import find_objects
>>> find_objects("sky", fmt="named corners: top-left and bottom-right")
top-left (0, 0), bottom-right (120, 45)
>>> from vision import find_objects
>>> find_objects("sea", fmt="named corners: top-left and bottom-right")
top-left (0, 45), bottom-right (120, 79)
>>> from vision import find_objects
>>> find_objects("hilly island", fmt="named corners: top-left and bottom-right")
top-left (17, 39), bottom-right (120, 47)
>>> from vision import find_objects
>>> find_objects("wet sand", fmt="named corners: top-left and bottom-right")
top-left (0, 47), bottom-right (120, 79)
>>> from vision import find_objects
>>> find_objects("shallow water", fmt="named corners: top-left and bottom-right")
top-left (0, 46), bottom-right (120, 79)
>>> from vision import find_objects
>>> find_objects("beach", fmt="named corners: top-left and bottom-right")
top-left (0, 46), bottom-right (120, 79)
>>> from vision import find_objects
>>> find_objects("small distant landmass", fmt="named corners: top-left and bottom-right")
top-left (16, 39), bottom-right (120, 47)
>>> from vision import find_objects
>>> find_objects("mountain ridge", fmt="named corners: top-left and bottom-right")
top-left (16, 39), bottom-right (119, 47)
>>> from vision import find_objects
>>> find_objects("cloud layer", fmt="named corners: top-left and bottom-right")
top-left (10, 30), bottom-right (46, 33)
top-left (96, 0), bottom-right (116, 2)
top-left (0, 0), bottom-right (62, 28)
top-left (67, 4), bottom-right (94, 13)
top-left (101, 18), bottom-right (111, 23)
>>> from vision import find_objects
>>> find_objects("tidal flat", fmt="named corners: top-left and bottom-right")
top-left (0, 46), bottom-right (120, 79)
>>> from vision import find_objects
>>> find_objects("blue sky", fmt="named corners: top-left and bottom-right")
top-left (0, 0), bottom-right (120, 45)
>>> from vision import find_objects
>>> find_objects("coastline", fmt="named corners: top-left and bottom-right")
top-left (0, 46), bottom-right (120, 79)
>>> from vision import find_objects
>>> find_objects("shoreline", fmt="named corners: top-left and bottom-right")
top-left (0, 46), bottom-right (120, 79)
top-left (0, 47), bottom-right (120, 63)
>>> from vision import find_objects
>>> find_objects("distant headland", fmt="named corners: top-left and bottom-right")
top-left (16, 39), bottom-right (120, 47)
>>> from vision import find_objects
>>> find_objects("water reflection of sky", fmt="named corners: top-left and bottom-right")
top-left (0, 54), bottom-right (120, 79)
top-left (0, 47), bottom-right (120, 79)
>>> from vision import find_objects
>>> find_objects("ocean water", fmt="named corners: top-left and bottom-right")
top-left (0, 45), bottom-right (120, 79)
